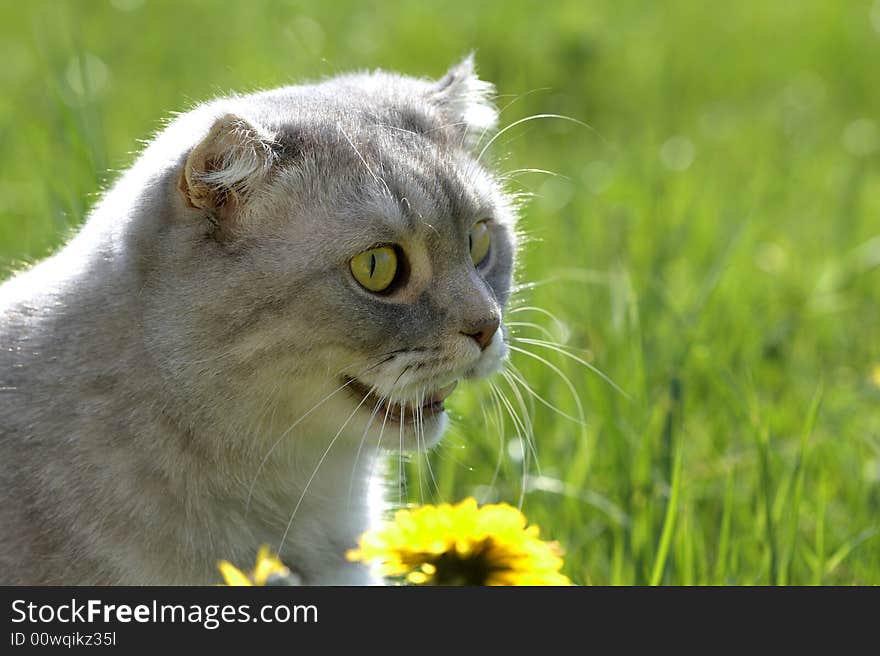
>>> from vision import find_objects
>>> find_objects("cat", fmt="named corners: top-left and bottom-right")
top-left (0, 55), bottom-right (517, 585)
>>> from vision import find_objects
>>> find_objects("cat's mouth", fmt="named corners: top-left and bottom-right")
top-left (343, 377), bottom-right (458, 424)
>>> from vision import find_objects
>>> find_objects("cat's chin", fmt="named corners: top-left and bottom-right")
top-left (342, 376), bottom-right (455, 450)
top-left (343, 376), bottom-right (457, 424)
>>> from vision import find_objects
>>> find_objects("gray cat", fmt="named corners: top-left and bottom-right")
top-left (0, 56), bottom-right (516, 585)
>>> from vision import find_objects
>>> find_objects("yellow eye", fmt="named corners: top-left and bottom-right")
top-left (350, 246), bottom-right (398, 293)
top-left (469, 220), bottom-right (491, 266)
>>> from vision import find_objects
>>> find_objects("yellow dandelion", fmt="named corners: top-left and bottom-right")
top-left (347, 498), bottom-right (572, 586)
top-left (871, 363), bottom-right (880, 389)
top-left (218, 545), bottom-right (299, 586)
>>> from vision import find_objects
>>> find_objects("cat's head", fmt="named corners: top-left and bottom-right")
top-left (144, 56), bottom-right (517, 451)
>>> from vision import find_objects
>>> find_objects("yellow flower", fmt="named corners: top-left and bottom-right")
top-left (346, 498), bottom-right (572, 585)
top-left (871, 363), bottom-right (880, 388)
top-left (218, 545), bottom-right (296, 586)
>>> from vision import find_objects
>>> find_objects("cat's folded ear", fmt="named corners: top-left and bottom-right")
top-left (178, 113), bottom-right (278, 221)
top-left (430, 54), bottom-right (498, 148)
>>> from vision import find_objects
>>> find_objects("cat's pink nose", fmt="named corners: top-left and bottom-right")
top-left (463, 316), bottom-right (499, 351)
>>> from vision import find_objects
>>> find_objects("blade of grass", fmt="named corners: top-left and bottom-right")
top-left (779, 383), bottom-right (823, 585)
top-left (755, 424), bottom-right (779, 584)
top-left (713, 470), bottom-right (735, 584)
top-left (812, 472), bottom-right (828, 585)
top-left (649, 442), bottom-right (683, 586)
top-left (825, 527), bottom-right (880, 578)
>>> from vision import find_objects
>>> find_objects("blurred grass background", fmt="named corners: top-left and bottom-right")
top-left (2, 0), bottom-right (879, 584)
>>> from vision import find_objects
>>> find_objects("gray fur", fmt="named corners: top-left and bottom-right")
top-left (0, 56), bottom-right (517, 585)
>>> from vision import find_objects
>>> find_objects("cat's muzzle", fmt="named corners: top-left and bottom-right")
top-left (343, 376), bottom-right (458, 424)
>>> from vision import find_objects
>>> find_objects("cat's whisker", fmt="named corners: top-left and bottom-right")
top-left (412, 391), bottom-right (420, 504)
top-left (376, 123), bottom-right (421, 136)
top-left (367, 396), bottom-right (391, 483)
top-left (512, 336), bottom-right (630, 399)
top-left (477, 386), bottom-right (507, 504)
top-left (414, 388), bottom-right (425, 505)
top-left (429, 119), bottom-right (473, 149)
top-left (247, 385), bottom-right (283, 469)
top-left (237, 378), bottom-right (285, 457)
top-left (477, 113), bottom-right (606, 163)
top-left (418, 386), bottom-right (442, 503)
top-left (489, 380), bottom-right (529, 462)
top-left (277, 388), bottom-right (374, 553)
top-left (503, 362), bottom-right (586, 426)
top-left (472, 86), bottom-right (553, 152)
top-left (477, 401), bottom-right (492, 501)
top-left (499, 369), bottom-right (541, 478)
top-left (244, 354), bottom-right (393, 516)
top-left (496, 87), bottom-right (553, 111)
top-left (507, 344), bottom-right (587, 430)
top-left (365, 398), bottom-right (394, 502)
top-left (337, 122), bottom-right (393, 200)
top-left (488, 380), bottom-right (530, 509)
top-left (506, 305), bottom-right (569, 336)
top-left (501, 168), bottom-right (566, 180)
top-left (505, 320), bottom-right (559, 342)
top-left (414, 388), bottom-right (423, 504)
top-left (383, 366), bottom-right (413, 509)
top-left (509, 277), bottom-right (580, 294)
top-left (398, 402), bottom-right (406, 508)
top-left (507, 190), bottom-right (537, 204)
top-left (347, 395), bottom-right (385, 508)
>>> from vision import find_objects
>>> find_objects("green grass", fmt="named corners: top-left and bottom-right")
top-left (2, 0), bottom-right (879, 585)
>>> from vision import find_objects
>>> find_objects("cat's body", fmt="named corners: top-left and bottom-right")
top-left (0, 57), bottom-right (516, 585)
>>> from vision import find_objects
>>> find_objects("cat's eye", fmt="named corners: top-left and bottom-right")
top-left (350, 246), bottom-right (398, 293)
top-left (468, 220), bottom-right (491, 267)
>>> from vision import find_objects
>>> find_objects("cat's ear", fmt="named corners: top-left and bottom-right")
top-left (178, 113), bottom-right (278, 218)
top-left (430, 54), bottom-right (498, 147)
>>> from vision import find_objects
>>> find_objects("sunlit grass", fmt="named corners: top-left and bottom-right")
top-left (1, 0), bottom-right (878, 585)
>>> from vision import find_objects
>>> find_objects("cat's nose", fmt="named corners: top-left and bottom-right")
top-left (462, 316), bottom-right (500, 351)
